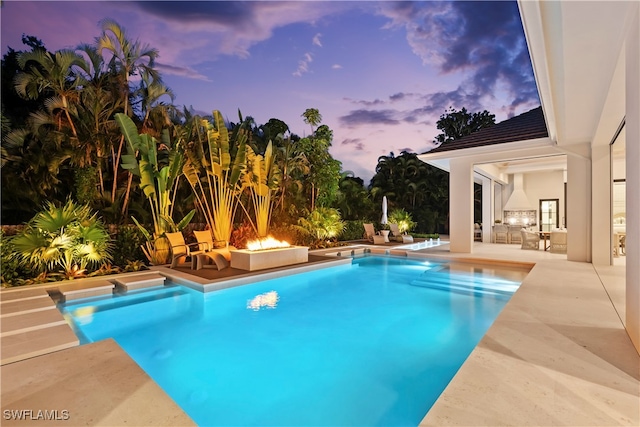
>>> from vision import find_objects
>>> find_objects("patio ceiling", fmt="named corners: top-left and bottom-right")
top-left (518, 0), bottom-right (632, 147)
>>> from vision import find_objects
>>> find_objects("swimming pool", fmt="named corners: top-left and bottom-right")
top-left (60, 255), bottom-right (527, 426)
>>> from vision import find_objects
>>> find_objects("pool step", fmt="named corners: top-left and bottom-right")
top-left (410, 273), bottom-right (519, 297)
top-left (58, 280), bottom-right (115, 302)
top-left (114, 272), bottom-right (166, 292)
top-left (0, 288), bottom-right (79, 365)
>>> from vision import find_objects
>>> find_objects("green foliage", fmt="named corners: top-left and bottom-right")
top-left (0, 230), bottom-right (30, 286)
top-left (110, 225), bottom-right (146, 267)
top-left (297, 207), bottom-right (345, 240)
top-left (269, 223), bottom-right (308, 246)
top-left (340, 220), bottom-right (368, 241)
top-left (74, 166), bottom-right (98, 204)
top-left (370, 151), bottom-right (449, 234)
top-left (435, 107), bottom-right (495, 145)
top-left (413, 233), bottom-right (440, 239)
top-left (183, 110), bottom-right (247, 244)
top-left (332, 173), bottom-right (375, 220)
top-left (388, 208), bottom-right (416, 233)
top-left (296, 134), bottom-right (341, 210)
top-left (301, 108), bottom-right (322, 133)
top-left (116, 113), bottom-right (195, 263)
top-left (10, 200), bottom-right (112, 279)
top-left (243, 141), bottom-right (281, 237)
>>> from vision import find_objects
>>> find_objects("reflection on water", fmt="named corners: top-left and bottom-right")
top-left (246, 290), bottom-right (279, 311)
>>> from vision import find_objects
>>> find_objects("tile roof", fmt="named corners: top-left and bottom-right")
top-left (424, 106), bottom-right (548, 154)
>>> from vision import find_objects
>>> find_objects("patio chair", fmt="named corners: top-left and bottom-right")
top-left (363, 223), bottom-right (386, 244)
top-left (550, 229), bottom-right (567, 254)
top-left (508, 225), bottom-right (522, 244)
top-left (521, 229), bottom-right (540, 250)
top-left (192, 229), bottom-right (236, 269)
top-left (193, 230), bottom-right (215, 252)
top-left (166, 231), bottom-right (205, 268)
top-left (389, 223), bottom-right (414, 243)
top-left (474, 223), bottom-right (482, 241)
top-left (493, 224), bottom-right (509, 244)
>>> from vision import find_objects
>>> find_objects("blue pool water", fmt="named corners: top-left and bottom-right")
top-left (60, 255), bottom-right (525, 427)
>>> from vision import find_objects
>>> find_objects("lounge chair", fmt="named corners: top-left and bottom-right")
top-left (521, 229), bottom-right (540, 250)
top-left (165, 231), bottom-right (205, 268)
top-left (193, 230), bottom-right (215, 252)
top-left (550, 229), bottom-right (567, 254)
top-left (192, 230), bottom-right (236, 269)
top-left (389, 223), bottom-right (414, 243)
top-left (363, 223), bottom-right (386, 244)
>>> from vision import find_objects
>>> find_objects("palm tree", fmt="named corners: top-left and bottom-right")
top-left (274, 135), bottom-right (309, 216)
top-left (301, 108), bottom-right (322, 134)
top-left (96, 18), bottom-right (159, 205)
top-left (14, 49), bottom-right (86, 141)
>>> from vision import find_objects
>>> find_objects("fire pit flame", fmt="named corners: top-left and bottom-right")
top-left (246, 236), bottom-right (291, 251)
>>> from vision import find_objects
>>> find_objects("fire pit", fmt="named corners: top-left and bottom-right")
top-left (230, 237), bottom-right (308, 271)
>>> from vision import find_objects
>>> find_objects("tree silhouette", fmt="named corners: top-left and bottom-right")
top-left (434, 107), bottom-right (495, 145)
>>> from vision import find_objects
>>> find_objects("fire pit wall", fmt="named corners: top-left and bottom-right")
top-left (230, 246), bottom-right (309, 271)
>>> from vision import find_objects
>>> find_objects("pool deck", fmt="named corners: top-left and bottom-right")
top-left (1, 240), bottom-right (638, 426)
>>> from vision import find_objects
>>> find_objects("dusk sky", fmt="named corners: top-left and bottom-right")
top-left (1, 1), bottom-right (540, 182)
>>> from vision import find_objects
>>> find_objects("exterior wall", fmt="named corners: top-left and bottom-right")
top-left (523, 170), bottom-right (565, 228)
top-left (449, 158), bottom-right (474, 253)
top-left (625, 6), bottom-right (640, 353)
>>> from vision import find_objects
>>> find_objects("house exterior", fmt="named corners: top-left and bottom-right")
top-left (418, 1), bottom-right (639, 353)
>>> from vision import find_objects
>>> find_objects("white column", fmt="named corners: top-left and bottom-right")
top-left (449, 158), bottom-right (474, 253)
top-left (482, 177), bottom-right (493, 242)
top-left (591, 143), bottom-right (612, 265)
top-left (625, 6), bottom-right (640, 353)
top-left (566, 149), bottom-right (591, 262)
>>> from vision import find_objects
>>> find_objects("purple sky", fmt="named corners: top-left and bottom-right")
top-left (1, 1), bottom-right (540, 182)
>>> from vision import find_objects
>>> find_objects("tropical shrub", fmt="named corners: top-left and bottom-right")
top-left (269, 223), bottom-right (308, 246)
top-left (242, 141), bottom-right (280, 237)
top-left (340, 220), bottom-right (368, 241)
top-left (297, 207), bottom-right (345, 240)
top-left (116, 113), bottom-right (196, 264)
top-left (388, 208), bottom-right (417, 234)
top-left (183, 110), bottom-right (247, 245)
top-left (229, 221), bottom-right (258, 249)
top-left (0, 230), bottom-right (29, 287)
top-left (110, 225), bottom-right (146, 267)
top-left (11, 200), bottom-right (112, 280)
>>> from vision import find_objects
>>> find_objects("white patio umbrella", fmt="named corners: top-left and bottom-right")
top-left (381, 196), bottom-right (388, 225)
